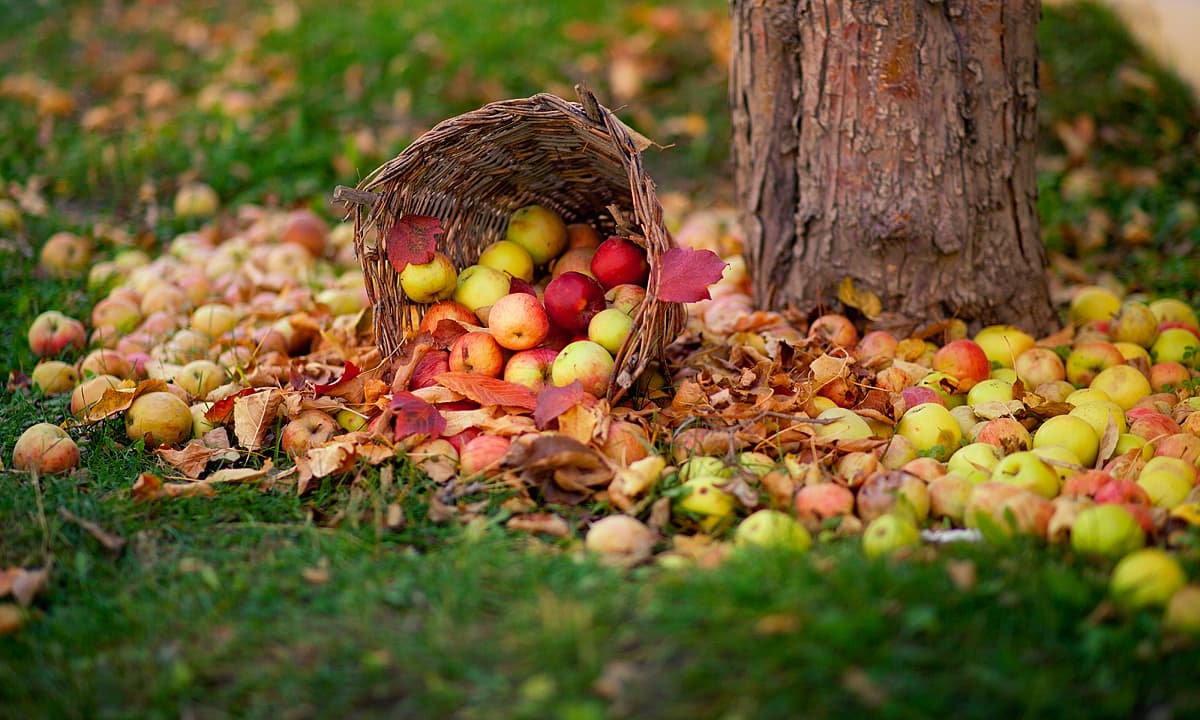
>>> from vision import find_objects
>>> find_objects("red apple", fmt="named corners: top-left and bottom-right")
top-left (28, 311), bottom-right (87, 358)
top-left (508, 277), bottom-right (538, 297)
top-left (932, 339), bottom-right (991, 391)
top-left (418, 300), bottom-right (478, 336)
top-left (1065, 341), bottom-right (1125, 386)
top-left (975, 417), bottom-right (1033, 454)
top-left (589, 236), bottom-right (649, 290)
top-left (807, 314), bottom-right (858, 348)
top-left (793, 482), bottom-right (855, 530)
top-left (1061, 469), bottom-right (1115, 497)
top-left (544, 271), bottom-right (606, 333)
top-left (449, 331), bottom-right (505, 377)
top-left (600, 420), bottom-right (651, 465)
top-left (486, 292), bottom-right (549, 351)
top-left (280, 208), bottom-right (328, 257)
top-left (1013, 347), bottom-right (1066, 388)
top-left (79, 349), bottom-right (132, 379)
top-left (280, 409), bottom-right (339, 457)
top-left (1154, 433), bottom-right (1200, 465)
top-left (855, 331), bottom-right (899, 367)
top-left (1128, 411), bottom-right (1181, 441)
top-left (91, 296), bottom-right (142, 334)
top-left (12, 422), bottom-right (80, 475)
top-left (1094, 479), bottom-right (1153, 506)
top-left (459, 434), bottom-right (511, 478)
top-left (900, 385), bottom-right (945, 412)
top-left (565, 223), bottom-right (603, 250)
top-left (503, 347), bottom-right (558, 392)
top-left (1149, 362), bottom-right (1192, 392)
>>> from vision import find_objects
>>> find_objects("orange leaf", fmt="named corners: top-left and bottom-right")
top-left (535, 381), bottom-right (585, 429)
top-left (313, 361), bottom-right (361, 396)
top-left (205, 388), bottom-right (256, 424)
top-left (83, 378), bottom-right (167, 424)
top-left (434, 372), bottom-right (538, 410)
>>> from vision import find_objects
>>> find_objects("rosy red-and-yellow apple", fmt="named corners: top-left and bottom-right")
top-left (928, 473), bottom-right (974, 522)
top-left (486, 292), bottom-right (549, 351)
top-left (126, 391), bottom-right (193, 447)
top-left (1013, 347), bottom-right (1066, 388)
top-left (550, 339), bottom-right (614, 397)
top-left (505, 204), bottom-right (567, 265)
top-left (478, 240), bottom-right (535, 283)
top-left (587, 308), bottom-right (633, 355)
top-left (589, 236), bottom-right (649, 290)
top-left (550, 247), bottom-right (597, 279)
top-left (418, 300), bottom-right (478, 335)
top-left (965, 482), bottom-right (1053, 537)
top-left (856, 471), bottom-right (930, 523)
top-left (401, 252), bottom-right (458, 304)
top-left (1093, 478), bottom-right (1152, 506)
top-left (459, 434), bottom-right (511, 478)
top-left (1128, 410), bottom-right (1182, 441)
top-left (1149, 361), bottom-right (1192, 391)
top-left (600, 420), bottom-right (651, 465)
top-left (279, 208), bottom-right (329, 258)
top-left (449, 331), bottom-right (506, 377)
top-left (30, 360), bottom-right (78, 395)
top-left (12, 422), bottom-right (80, 475)
top-left (1089, 364), bottom-right (1152, 410)
top-left (900, 386), bottom-right (945, 412)
top-left (1149, 298), bottom-right (1200, 329)
top-left (543, 271), bottom-right (606, 334)
top-left (502, 347), bottom-right (558, 393)
top-left (932, 339), bottom-right (990, 392)
top-left (855, 330), bottom-right (899, 367)
top-left (973, 324), bottom-right (1035, 368)
top-left (28, 310), bottom-right (87, 358)
top-left (280, 409), bottom-right (339, 457)
top-left (605, 284), bottom-right (646, 317)
top-left (70, 374), bottom-right (120, 418)
top-left (79, 349), bottom-right (132, 379)
top-left (793, 482), bottom-right (855, 529)
top-left (139, 283), bottom-right (189, 316)
top-left (974, 417), bottom-right (1032, 454)
top-left (1065, 341), bottom-right (1125, 386)
top-left (91, 296), bottom-right (142, 334)
top-left (1154, 433), bottom-right (1200, 464)
top-left (39, 231), bottom-right (93, 278)
top-left (807, 314), bottom-right (858, 348)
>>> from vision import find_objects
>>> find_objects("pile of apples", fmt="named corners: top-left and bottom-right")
top-left (398, 204), bottom-right (653, 398)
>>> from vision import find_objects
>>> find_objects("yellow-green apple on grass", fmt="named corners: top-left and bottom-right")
top-left (1071, 503), bottom-right (1145, 557)
top-left (70, 374), bottom-right (121, 419)
top-left (1068, 285), bottom-right (1121, 325)
top-left (1109, 548), bottom-right (1186, 609)
top-left (589, 236), bottom-right (649, 290)
top-left (895, 403), bottom-right (961, 461)
top-left (862, 513), bottom-right (922, 557)
top-left (973, 324), bottom-right (1035, 368)
top-left (79, 349), bottom-right (132, 379)
top-left (477, 240), bottom-right (535, 283)
top-left (175, 359), bottom-right (228, 400)
top-left (1033, 414), bottom-right (1100, 468)
top-left (126, 391), bottom-right (194, 447)
top-left (1151, 328), bottom-right (1200, 365)
top-left (1136, 456), bottom-right (1196, 509)
top-left (932, 339), bottom-right (991, 391)
top-left (947, 442), bottom-right (1004, 484)
top-left (280, 409), bottom-right (339, 457)
top-left (1108, 301), bottom-right (1160, 347)
top-left (30, 360), bottom-right (79, 395)
top-left (505, 204), bottom-right (567, 265)
top-left (1065, 341), bottom-right (1126, 386)
top-left (401, 252), bottom-right (458, 304)
top-left (551, 340), bottom-right (614, 397)
top-left (39, 231), bottom-right (93, 278)
top-left (459, 435), bottom-right (511, 478)
top-left (677, 475), bottom-right (737, 531)
top-left (418, 300), bottom-right (478, 335)
top-left (588, 308), bottom-right (633, 355)
top-left (1089, 364), bottom-right (1152, 410)
top-left (1013, 347), bottom-right (1066, 388)
top-left (503, 347), bottom-right (558, 393)
top-left (190, 303), bottom-right (239, 338)
top-left (735, 509), bottom-right (811, 551)
top-left (486, 292), bottom-right (549, 351)
top-left (453, 264), bottom-right (510, 320)
top-left (28, 310), bottom-right (87, 358)
top-left (990, 451), bottom-right (1061, 498)
top-left (91, 296), bottom-right (142, 334)
top-left (449, 331), bottom-right (506, 377)
top-left (12, 422), bottom-right (80, 475)
top-left (173, 181), bottom-right (219, 218)
top-left (544, 271), bottom-right (606, 333)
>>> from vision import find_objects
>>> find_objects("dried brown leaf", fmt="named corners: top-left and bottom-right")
top-left (233, 389), bottom-right (282, 451)
top-left (506, 513), bottom-right (571, 538)
top-left (11, 567), bottom-right (48, 607)
top-left (84, 378), bottom-right (166, 424)
top-left (435, 372), bottom-right (538, 410)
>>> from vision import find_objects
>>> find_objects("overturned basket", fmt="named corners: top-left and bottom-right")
top-left (336, 86), bottom-right (685, 404)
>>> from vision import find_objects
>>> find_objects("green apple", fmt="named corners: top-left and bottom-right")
top-left (814, 407), bottom-right (874, 442)
top-left (678, 456), bottom-right (731, 481)
top-left (452, 264), bottom-right (509, 314)
top-left (1136, 456), bottom-right (1196, 509)
top-left (1151, 328), bottom-right (1200, 366)
top-left (734, 509), bottom-right (812, 551)
top-left (1065, 387), bottom-right (1112, 406)
top-left (918, 371), bottom-right (965, 407)
top-left (1068, 400), bottom-right (1128, 438)
top-left (966, 378), bottom-right (1014, 406)
top-left (974, 324), bottom-right (1036, 368)
top-left (947, 442), bottom-right (1003, 485)
top-left (896, 403), bottom-right (962, 461)
top-left (737, 452), bottom-right (776, 477)
top-left (1068, 285), bottom-right (1121, 325)
top-left (1113, 433), bottom-right (1152, 461)
top-left (990, 451), bottom-right (1061, 499)
top-left (477, 240), bottom-right (535, 282)
top-left (1088, 365), bottom-right (1151, 411)
top-left (862, 513), bottom-right (921, 557)
top-left (677, 476), bottom-right (737, 530)
top-left (505, 204), bottom-right (568, 265)
top-left (1164, 585), bottom-right (1200, 635)
top-left (401, 252), bottom-right (458, 303)
top-left (1070, 504), bottom-right (1145, 558)
top-left (990, 367), bottom-right (1019, 384)
top-left (1033, 415), bottom-right (1100, 467)
top-left (587, 308), bottom-right (633, 355)
top-left (1109, 548), bottom-right (1187, 609)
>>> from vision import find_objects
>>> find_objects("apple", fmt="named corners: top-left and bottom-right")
top-left (965, 378), bottom-right (1014, 406)
top-left (79, 349), bottom-right (132, 379)
top-left (879, 435), bottom-right (918, 469)
top-left (855, 331), bottom-right (899, 367)
top-left (0, 198), bottom-right (20, 229)
top-left (486, 292), bottom-right (549, 351)
top-left (1151, 328), bottom-right (1200, 366)
top-left (677, 475), bottom-right (738, 530)
top-left (1164, 586), bottom-right (1200, 635)
top-left (990, 367), bottom-right (1019, 384)
top-left (585, 515), bottom-right (658, 564)
top-left (600, 421), bottom-right (651, 465)
top-left (1149, 298), bottom-right (1200, 329)
top-left (895, 403), bottom-right (961, 461)
top-left (126, 391), bottom-right (193, 447)
top-left (1070, 504), bottom-right (1145, 557)
top-left (1068, 400), bottom-right (1128, 441)
top-left (807, 314), bottom-right (858, 348)
top-left (1154, 433), bottom-right (1200, 464)
top-left (678, 456), bottom-right (730, 482)
top-left (947, 442), bottom-right (1003, 484)
top-left (1109, 548), bottom-right (1187, 609)
top-left (1061, 469), bottom-right (1116, 497)
top-left (991, 451), bottom-right (1060, 498)
top-left (566, 223), bottom-right (603, 249)
top-left (418, 300), bottom-right (478, 335)
top-left (31, 360), bottom-right (79, 395)
top-left (1108, 301), bottom-right (1160, 347)
top-left (453, 264), bottom-right (511, 319)
top-left (589, 236), bottom-right (649, 290)
top-left (505, 204), bottom-right (567, 265)
top-left (1136, 456), bottom-right (1196, 509)
top-left (400, 252), bottom-right (458, 304)
top-left (449, 331), bottom-right (505, 377)
top-left (1089, 365), bottom-right (1152, 410)
top-left (1149, 361), bottom-right (1192, 391)
top-left (175, 359), bottom-right (229, 399)
top-left (91, 296), bottom-right (142, 334)
top-left (70, 374), bottom-right (120, 418)
top-left (1113, 341), bottom-right (1152, 364)
top-left (478, 240), bottom-right (535, 282)
top-left (974, 324), bottom-right (1035, 368)
top-left (39, 231), bottom-right (93, 278)
top-left (898, 457), bottom-right (946, 482)
top-left (551, 340), bottom-right (614, 397)
top-left (932, 339), bottom-right (990, 392)
top-left (28, 311), bottom-right (87, 358)
top-left (974, 417), bottom-right (1032, 454)
top-left (280, 409), bottom-right (339, 457)
top-left (814, 407), bottom-right (874, 442)
top-left (856, 471), bottom-right (930, 523)
top-left (190, 303), bottom-right (239, 338)
top-left (1068, 285), bottom-right (1121, 325)
top-left (335, 408), bottom-right (369, 433)
top-left (315, 288), bottom-right (367, 316)
top-left (1065, 341), bottom-right (1125, 386)
top-left (173, 182), bottom-right (219, 218)
top-left (862, 513), bottom-right (921, 557)
top-left (457, 434), bottom-right (510, 477)
top-left (605, 284), bottom-right (646, 318)
top-left (1093, 478), bottom-right (1152, 506)
top-left (191, 402), bottom-right (219, 438)
top-left (1114, 433), bottom-right (1152, 461)
top-left (792, 483), bottom-right (854, 529)
top-left (280, 208), bottom-right (328, 257)
top-left (965, 482), bottom-right (1053, 537)
top-left (917, 371), bottom-right (965, 408)
top-left (734, 509), bottom-right (812, 552)
top-left (588, 308), bottom-right (633, 356)
top-left (503, 347), bottom-right (558, 392)
top-left (1013, 348), bottom-right (1066, 388)
top-left (900, 386), bottom-right (945, 412)
top-left (1033, 415), bottom-right (1100, 468)
top-left (1035, 380), bottom-right (1076, 403)
top-left (139, 283), bottom-right (189, 316)
top-left (543, 271), bottom-right (606, 333)
top-left (11, 423), bottom-right (80, 475)
top-left (1065, 387), bottom-right (1112, 406)
top-left (1128, 410), bottom-right (1181, 441)
top-left (834, 451), bottom-right (879, 487)
top-left (928, 474), bottom-right (974, 522)
top-left (550, 247), bottom-right (597, 279)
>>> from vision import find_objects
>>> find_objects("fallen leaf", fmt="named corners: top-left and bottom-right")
top-left (312, 361), bottom-right (361, 396)
top-left (837, 276), bottom-right (882, 319)
top-left (156, 440), bottom-right (227, 478)
top-left (435, 372), bottom-right (538, 410)
top-left (534, 381), bottom-right (585, 429)
top-left (11, 567), bottom-right (48, 607)
top-left (233, 389), bottom-right (282, 451)
top-left (205, 388), bottom-right (256, 424)
top-left (656, 247), bottom-right (728, 303)
top-left (57, 507), bottom-right (126, 552)
top-left (506, 513), bottom-right (571, 538)
top-left (391, 391), bottom-right (446, 440)
top-left (84, 378), bottom-right (166, 423)
top-left (206, 464), bottom-right (270, 484)
top-left (385, 214), bottom-right (441, 273)
top-left (306, 444), bottom-right (354, 478)
top-left (556, 404), bottom-right (598, 445)
top-left (302, 560), bottom-right (330, 585)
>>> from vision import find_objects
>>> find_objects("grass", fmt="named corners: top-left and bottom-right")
top-left (2, 0), bottom-right (1200, 717)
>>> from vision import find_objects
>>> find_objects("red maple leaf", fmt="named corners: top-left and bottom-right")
top-left (385, 215), bottom-right (442, 273)
top-left (533, 381), bottom-right (585, 429)
top-left (313, 361), bottom-right (361, 396)
top-left (390, 391), bottom-right (446, 441)
top-left (434, 372), bottom-right (538, 410)
top-left (656, 247), bottom-right (728, 303)
top-left (204, 388), bottom-right (256, 424)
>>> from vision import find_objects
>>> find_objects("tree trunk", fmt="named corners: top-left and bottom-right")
top-left (730, 0), bottom-right (1058, 335)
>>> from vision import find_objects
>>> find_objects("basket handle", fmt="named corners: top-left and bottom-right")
top-left (333, 185), bottom-right (380, 208)
top-left (574, 83), bottom-right (604, 125)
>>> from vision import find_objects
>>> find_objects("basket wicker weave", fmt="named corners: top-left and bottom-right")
top-left (336, 86), bottom-right (685, 404)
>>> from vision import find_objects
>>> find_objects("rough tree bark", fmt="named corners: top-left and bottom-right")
top-left (730, 0), bottom-right (1058, 334)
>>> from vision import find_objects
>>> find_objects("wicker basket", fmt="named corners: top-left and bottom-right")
top-left (336, 86), bottom-right (685, 404)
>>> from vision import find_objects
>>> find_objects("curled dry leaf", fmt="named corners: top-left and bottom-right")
top-left (506, 512), bottom-right (571, 538)
top-left (84, 378), bottom-right (167, 424)
top-left (233, 388), bottom-right (283, 451)
top-left (504, 433), bottom-right (612, 504)
top-left (610, 454), bottom-right (666, 499)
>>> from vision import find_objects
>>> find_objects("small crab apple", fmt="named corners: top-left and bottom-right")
top-left (486, 292), bottom-right (549, 351)
top-left (505, 204), bottom-right (567, 265)
top-left (449, 331), bottom-right (505, 377)
top-left (280, 410), bottom-right (339, 457)
top-left (12, 423), bottom-right (80, 475)
top-left (401, 252), bottom-right (458, 304)
top-left (28, 311), bottom-right (87, 358)
top-left (590, 236), bottom-right (649, 290)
